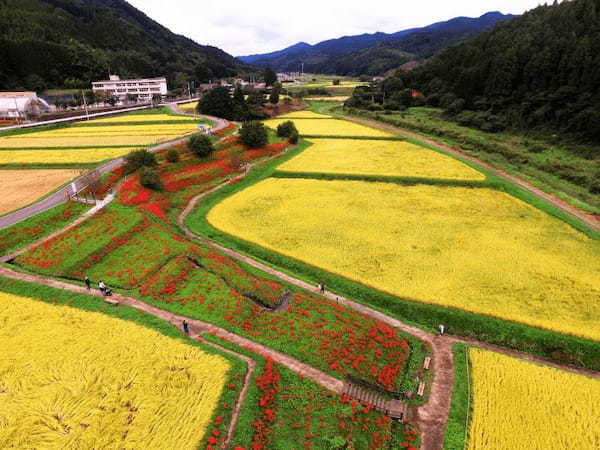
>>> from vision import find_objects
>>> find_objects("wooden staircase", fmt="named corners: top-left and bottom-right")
top-left (343, 381), bottom-right (406, 419)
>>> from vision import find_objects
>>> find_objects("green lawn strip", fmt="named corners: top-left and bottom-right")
top-left (272, 170), bottom-right (491, 188)
top-left (0, 274), bottom-right (246, 449)
top-left (443, 344), bottom-right (471, 450)
top-left (0, 202), bottom-right (90, 255)
top-left (186, 140), bottom-right (600, 372)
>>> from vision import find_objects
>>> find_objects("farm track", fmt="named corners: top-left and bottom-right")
top-left (4, 110), bottom-right (600, 449)
top-left (339, 114), bottom-right (600, 233)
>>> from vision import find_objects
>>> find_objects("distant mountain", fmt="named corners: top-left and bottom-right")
top-left (0, 0), bottom-right (249, 91)
top-left (238, 12), bottom-right (515, 76)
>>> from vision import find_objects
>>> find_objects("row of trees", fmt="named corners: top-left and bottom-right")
top-left (349, 0), bottom-right (600, 143)
top-left (197, 84), bottom-right (283, 122)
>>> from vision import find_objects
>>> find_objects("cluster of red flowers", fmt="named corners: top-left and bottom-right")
top-left (215, 122), bottom-right (236, 136)
top-left (250, 358), bottom-right (280, 449)
top-left (95, 167), bottom-right (125, 199)
top-left (119, 175), bottom-right (153, 206)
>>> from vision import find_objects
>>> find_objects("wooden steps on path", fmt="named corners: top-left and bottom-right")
top-left (343, 382), bottom-right (406, 419)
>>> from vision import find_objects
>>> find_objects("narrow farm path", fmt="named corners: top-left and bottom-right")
top-left (339, 113), bottom-right (600, 233)
top-left (189, 333), bottom-right (256, 450)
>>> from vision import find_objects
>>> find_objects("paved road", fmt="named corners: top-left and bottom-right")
top-left (0, 107), bottom-right (227, 230)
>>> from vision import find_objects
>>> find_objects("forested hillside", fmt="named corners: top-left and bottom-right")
top-left (373, 0), bottom-right (600, 142)
top-left (0, 0), bottom-right (248, 91)
top-left (239, 12), bottom-right (514, 76)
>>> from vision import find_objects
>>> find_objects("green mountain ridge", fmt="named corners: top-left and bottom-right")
top-left (0, 0), bottom-right (248, 91)
top-left (383, 0), bottom-right (600, 142)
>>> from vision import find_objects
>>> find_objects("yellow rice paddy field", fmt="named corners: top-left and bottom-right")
top-left (265, 118), bottom-right (393, 137)
top-left (0, 169), bottom-right (78, 215)
top-left (277, 138), bottom-right (485, 180)
top-left (0, 148), bottom-right (143, 164)
top-left (208, 178), bottom-right (600, 341)
top-left (467, 349), bottom-right (600, 449)
top-left (0, 292), bottom-right (230, 449)
top-left (178, 102), bottom-right (198, 113)
top-left (85, 113), bottom-right (197, 123)
top-left (0, 111), bottom-right (201, 164)
top-left (275, 111), bottom-right (333, 119)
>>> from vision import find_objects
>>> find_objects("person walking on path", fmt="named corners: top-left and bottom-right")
top-left (84, 276), bottom-right (91, 291)
top-left (320, 283), bottom-right (326, 294)
top-left (183, 320), bottom-right (190, 335)
top-left (98, 280), bottom-right (106, 295)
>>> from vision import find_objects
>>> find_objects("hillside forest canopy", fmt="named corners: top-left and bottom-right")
top-left (348, 0), bottom-right (600, 144)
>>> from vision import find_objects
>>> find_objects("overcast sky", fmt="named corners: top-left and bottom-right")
top-left (127, 0), bottom-right (548, 56)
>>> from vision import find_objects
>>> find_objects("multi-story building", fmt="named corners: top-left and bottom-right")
top-left (91, 75), bottom-right (168, 101)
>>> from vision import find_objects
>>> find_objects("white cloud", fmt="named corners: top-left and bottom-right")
top-left (127, 0), bottom-right (549, 56)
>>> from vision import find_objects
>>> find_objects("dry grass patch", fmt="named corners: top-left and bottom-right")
top-left (0, 169), bottom-right (78, 215)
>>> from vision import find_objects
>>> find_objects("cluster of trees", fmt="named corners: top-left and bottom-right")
top-left (0, 0), bottom-right (248, 91)
top-left (349, 0), bottom-right (600, 143)
top-left (198, 83), bottom-right (283, 121)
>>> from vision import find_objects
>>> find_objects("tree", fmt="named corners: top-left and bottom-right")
top-left (166, 148), bottom-right (179, 163)
top-left (188, 134), bottom-right (215, 158)
top-left (124, 150), bottom-right (158, 174)
top-left (269, 83), bottom-right (281, 104)
top-left (264, 68), bottom-right (277, 87)
top-left (195, 64), bottom-right (214, 83)
top-left (140, 167), bottom-right (163, 190)
top-left (247, 90), bottom-right (266, 107)
top-left (276, 121), bottom-right (297, 138)
top-left (198, 87), bottom-right (234, 120)
top-left (239, 121), bottom-right (268, 148)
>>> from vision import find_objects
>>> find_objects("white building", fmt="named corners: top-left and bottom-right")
top-left (91, 75), bottom-right (168, 101)
top-left (0, 92), bottom-right (50, 119)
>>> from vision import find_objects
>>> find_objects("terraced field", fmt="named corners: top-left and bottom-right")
top-left (0, 109), bottom-right (206, 166)
top-left (265, 111), bottom-right (393, 137)
top-left (277, 138), bottom-right (485, 180)
top-left (467, 348), bottom-right (600, 449)
top-left (0, 290), bottom-right (231, 449)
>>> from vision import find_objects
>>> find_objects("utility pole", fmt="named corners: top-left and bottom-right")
top-left (81, 90), bottom-right (90, 121)
top-left (301, 62), bottom-right (304, 79)
top-left (187, 82), bottom-right (192, 100)
top-left (13, 98), bottom-right (20, 126)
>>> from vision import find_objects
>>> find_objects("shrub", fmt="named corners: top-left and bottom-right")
top-left (239, 121), bottom-right (268, 148)
top-left (166, 148), bottom-right (179, 163)
top-left (124, 150), bottom-right (158, 174)
top-left (139, 167), bottom-right (163, 190)
top-left (276, 121), bottom-right (298, 138)
top-left (188, 135), bottom-right (215, 158)
top-left (289, 130), bottom-right (299, 145)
